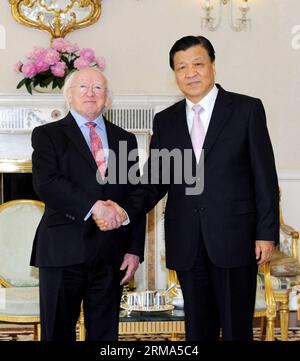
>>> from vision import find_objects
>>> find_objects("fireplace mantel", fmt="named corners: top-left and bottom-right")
top-left (0, 93), bottom-right (180, 161)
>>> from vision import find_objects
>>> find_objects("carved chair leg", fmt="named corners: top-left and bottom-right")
top-left (279, 298), bottom-right (290, 341)
top-left (274, 290), bottom-right (291, 341)
top-left (265, 316), bottom-right (275, 341)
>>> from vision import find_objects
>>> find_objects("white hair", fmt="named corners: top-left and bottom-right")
top-left (63, 67), bottom-right (112, 111)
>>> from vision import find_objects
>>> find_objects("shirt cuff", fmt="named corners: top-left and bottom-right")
top-left (84, 208), bottom-right (93, 221)
top-left (122, 209), bottom-right (130, 226)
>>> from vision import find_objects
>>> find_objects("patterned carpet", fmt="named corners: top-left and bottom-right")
top-left (0, 326), bottom-right (299, 341)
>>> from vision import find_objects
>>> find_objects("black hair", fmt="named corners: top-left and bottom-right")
top-left (169, 35), bottom-right (215, 70)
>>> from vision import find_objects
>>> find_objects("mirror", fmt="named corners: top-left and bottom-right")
top-left (9, 0), bottom-right (102, 41)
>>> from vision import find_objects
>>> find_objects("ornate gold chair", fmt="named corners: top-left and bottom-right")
top-left (255, 189), bottom-right (300, 340)
top-left (0, 199), bottom-right (44, 340)
top-left (269, 189), bottom-right (300, 332)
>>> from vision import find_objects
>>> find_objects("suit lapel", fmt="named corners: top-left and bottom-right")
top-left (62, 113), bottom-right (120, 181)
top-left (172, 100), bottom-right (194, 152)
top-left (104, 118), bottom-right (119, 176)
top-left (62, 112), bottom-right (98, 172)
top-left (203, 85), bottom-right (233, 158)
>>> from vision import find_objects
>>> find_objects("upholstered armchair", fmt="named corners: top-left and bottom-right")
top-left (252, 191), bottom-right (300, 341)
top-left (268, 189), bottom-right (300, 332)
top-left (0, 200), bottom-right (44, 340)
top-left (271, 189), bottom-right (299, 281)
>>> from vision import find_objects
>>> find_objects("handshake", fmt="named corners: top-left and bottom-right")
top-left (92, 200), bottom-right (128, 231)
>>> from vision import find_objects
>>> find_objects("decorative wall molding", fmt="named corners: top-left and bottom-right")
top-left (0, 93), bottom-right (181, 133)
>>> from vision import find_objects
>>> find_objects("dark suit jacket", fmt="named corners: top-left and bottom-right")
top-left (122, 85), bottom-right (279, 270)
top-left (30, 112), bottom-right (145, 268)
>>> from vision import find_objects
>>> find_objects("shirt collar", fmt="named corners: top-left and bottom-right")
top-left (70, 109), bottom-right (105, 130)
top-left (186, 84), bottom-right (218, 113)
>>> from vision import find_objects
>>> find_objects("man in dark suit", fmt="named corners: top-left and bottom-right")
top-left (95, 36), bottom-right (279, 341)
top-left (30, 67), bottom-right (145, 341)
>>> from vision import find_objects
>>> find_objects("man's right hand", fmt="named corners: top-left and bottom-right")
top-left (92, 200), bottom-right (124, 230)
top-left (92, 200), bottom-right (128, 231)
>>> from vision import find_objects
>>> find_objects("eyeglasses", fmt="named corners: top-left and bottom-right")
top-left (71, 83), bottom-right (106, 95)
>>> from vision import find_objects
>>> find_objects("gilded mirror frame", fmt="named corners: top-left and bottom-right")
top-left (9, 0), bottom-right (102, 40)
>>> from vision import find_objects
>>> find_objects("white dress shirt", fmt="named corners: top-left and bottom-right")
top-left (185, 84), bottom-right (219, 135)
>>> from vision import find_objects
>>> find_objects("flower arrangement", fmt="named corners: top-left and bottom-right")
top-left (15, 38), bottom-right (106, 94)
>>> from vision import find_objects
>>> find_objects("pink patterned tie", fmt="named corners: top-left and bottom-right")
top-left (191, 104), bottom-right (205, 163)
top-left (85, 122), bottom-right (106, 179)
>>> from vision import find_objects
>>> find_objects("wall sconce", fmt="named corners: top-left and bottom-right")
top-left (201, 0), bottom-right (251, 32)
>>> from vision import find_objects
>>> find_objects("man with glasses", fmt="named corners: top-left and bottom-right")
top-left (30, 67), bottom-right (145, 341)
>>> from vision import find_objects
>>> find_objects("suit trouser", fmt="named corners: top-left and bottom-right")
top-left (176, 226), bottom-right (257, 341)
top-left (39, 254), bottom-right (123, 341)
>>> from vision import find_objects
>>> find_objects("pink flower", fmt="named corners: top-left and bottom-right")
top-left (35, 59), bottom-right (50, 73)
top-left (44, 49), bottom-right (60, 65)
top-left (14, 61), bottom-right (23, 73)
top-left (52, 38), bottom-right (79, 54)
top-left (16, 41), bottom-right (106, 94)
top-left (51, 61), bottom-right (67, 77)
top-left (74, 57), bottom-right (91, 70)
top-left (29, 47), bottom-right (47, 60)
top-left (65, 43), bottom-right (79, 54)
top-left (21, 62), bottom-right (37, 78)
top-left (96, 56), bottom-right (106, 71)
top-left (51, 38), bottom-right (67, 52)
top-left (79, 48), bottom-right (96, 62)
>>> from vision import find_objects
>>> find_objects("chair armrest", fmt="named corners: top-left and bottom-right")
top-left (0, 278), bottom-right (12, 288)
top-left (280, 223), bottom-right (299, 262)
top-left (281, 223), bottom-right (299, 239)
